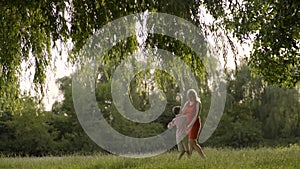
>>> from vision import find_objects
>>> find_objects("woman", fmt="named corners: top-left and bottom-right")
top-left (182, 89), bottom-right (206, 158)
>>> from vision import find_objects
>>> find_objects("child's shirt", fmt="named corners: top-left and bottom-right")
top-left (168, 114), bottom-right (188, 144)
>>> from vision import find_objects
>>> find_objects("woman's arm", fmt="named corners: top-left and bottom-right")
top-left (197, 101), bottom-right (202, 116)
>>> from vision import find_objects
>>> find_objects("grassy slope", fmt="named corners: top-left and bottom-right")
top-left (0, 145), bottom-right (299, 169)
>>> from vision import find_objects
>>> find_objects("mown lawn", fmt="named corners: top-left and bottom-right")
top-left (1, 145), bottom-right (299, 169)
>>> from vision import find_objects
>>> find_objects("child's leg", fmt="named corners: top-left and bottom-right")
top-left (177, 140), bottom-right (188, 160)
top-left (182, 136), bottom-right (190, 158)
top-left (188, 139), bottom-right (193, 156)
top-left (187, 150), bottom-right (191, 158)
top-left (177, 151), bottom-right (185, 160)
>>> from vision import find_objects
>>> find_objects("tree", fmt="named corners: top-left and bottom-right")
top-left (208, 64), bottom-right (263, 147)
top-left (202, 0), bottom-right (300, 87)
top-left (0, 0), bottom-right (70, 111)
top-left (1, 97), bottom-right (56, 156)
top-left (51, 77), bottom-right (103, 154)
top-left (258, 86), bottom-right (300, 139)
top-left (207, 63), bottom-right (300, 147)
top-left (1, 0), bottom-right (299, 110)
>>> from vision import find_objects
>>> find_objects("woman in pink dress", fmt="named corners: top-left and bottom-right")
top-left (182, 89), bottom-right (206, 158)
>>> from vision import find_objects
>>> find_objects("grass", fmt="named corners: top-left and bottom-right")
top-left (0, 145), bottom-right (299, 169)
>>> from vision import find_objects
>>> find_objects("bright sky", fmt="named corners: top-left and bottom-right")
top-left (20, 43), bottom-right (74, 111)
top-left (43, 52), bottom-right (74, 111)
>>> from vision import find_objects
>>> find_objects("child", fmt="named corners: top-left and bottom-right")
top-left (167, 106), bottom-right (190, 160)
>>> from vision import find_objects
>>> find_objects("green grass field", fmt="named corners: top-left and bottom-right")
top-left (1, 145), bottom-right (299, 169)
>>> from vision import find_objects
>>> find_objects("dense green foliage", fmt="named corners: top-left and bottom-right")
top-left (1, 0), bottom-right (299, 110)
top-left (0, 96), bottom-right (103, 156)
top-left (0, 63), bottom-right (299, 156)
top-left (0, 0), bottom-right (69, 111)
top-left (206, 64), bottom-right (300, 147)
top-left (1, 146), bottom-right (300, 169)
top-left (205, 0), bottom-right (300, 86)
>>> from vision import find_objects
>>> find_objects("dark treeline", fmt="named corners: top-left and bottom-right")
top-left (0, 64), bottom-right (299, 156)
top-left (206, 65), bottom-right (300, 147)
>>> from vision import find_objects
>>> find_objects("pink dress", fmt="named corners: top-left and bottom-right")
top-left (183, 101), bottom-right (201, 139)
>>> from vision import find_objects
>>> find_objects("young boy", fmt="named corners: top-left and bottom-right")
top-left (167, 106), bottom-right (190, 160)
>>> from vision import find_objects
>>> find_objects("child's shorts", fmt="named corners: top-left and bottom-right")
top-left (177, 135), bottom-right (189, 152)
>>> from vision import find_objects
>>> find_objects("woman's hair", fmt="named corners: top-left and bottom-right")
top-left (187, 89), bottom-right (201, 103)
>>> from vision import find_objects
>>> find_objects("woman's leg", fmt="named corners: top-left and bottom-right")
top-left (189, 139), bottom-right (206, 159)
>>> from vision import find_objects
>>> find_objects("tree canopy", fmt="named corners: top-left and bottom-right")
top-left (212, 0), bottom-right (300, 86)
top-left (0, 0), bottom-right (299, 110)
